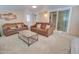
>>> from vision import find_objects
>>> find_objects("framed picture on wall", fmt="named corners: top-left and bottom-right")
top-left (1, 13), bottom-right (17, 20)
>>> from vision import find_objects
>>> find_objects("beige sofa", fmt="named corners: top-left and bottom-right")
top-left (31, 22), bottom-right (54, 37)
top-left (2, 22), bottom-right (28, 36)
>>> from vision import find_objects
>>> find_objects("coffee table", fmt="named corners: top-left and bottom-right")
top-left (18, 30), bottom-right (38, 46)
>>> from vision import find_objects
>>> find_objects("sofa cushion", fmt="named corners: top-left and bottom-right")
top-left (39, 28), bottom-right (47, 31)
top-left (41, 24), bottom-right (46, 29)
top-left (10, 26), bottom-right (16, 30)
top-left (46, 25), bottom-right (50, 29)
top-left (17, 24), bottom-right (22, 28)
top-left (6, 27), bottom-right (10, 30)
top-left (37, 24), bottom-right (41, 29)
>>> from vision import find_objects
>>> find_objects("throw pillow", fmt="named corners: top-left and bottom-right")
top-left (17, 24), bottom-right (22, 28)
top-left (37, 24), bottom-right (41, 29)
top-left (41, 24), bottom-right (46, 29)
top-left (46, 25), bottom-right (50, 29)
top-left (10, 26), bottom-right (16, 29)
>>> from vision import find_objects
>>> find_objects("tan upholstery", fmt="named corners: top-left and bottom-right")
top-left (2, 22), bottom-right (28, 36)
top-left (31, 22), bottom-right (54, 37)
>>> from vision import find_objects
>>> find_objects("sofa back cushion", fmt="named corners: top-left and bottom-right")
top-left (2, 22), bottom-right (27, 31)
top-left (37, 24), bottom-right (41, 29)
top-left (36, 22), bottom-right (50, 29)
top-left (41, 23), bottom-right (46, 29)
top-left (46, 25), bottom-right (50, 29)
top-left (16, 23), bottom-right (23, 29)
top-left (10, 26), bottom-right (16, 30)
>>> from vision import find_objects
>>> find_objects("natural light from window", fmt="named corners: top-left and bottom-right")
top-left (26, 15), bottom-right (30, 22)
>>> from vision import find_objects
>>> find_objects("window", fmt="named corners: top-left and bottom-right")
top-left (26, 15), bottom-right (31, 22)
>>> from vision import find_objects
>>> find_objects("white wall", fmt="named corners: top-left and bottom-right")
top-left (68, 6), bottom-right (79, 36)
top-left (23, 11), bottom-right (37, 26)
top-left (37, 11), bottom-right (49, 23)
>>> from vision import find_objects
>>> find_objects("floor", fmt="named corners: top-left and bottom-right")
top-left (0, 31), bottom-right (73, 54)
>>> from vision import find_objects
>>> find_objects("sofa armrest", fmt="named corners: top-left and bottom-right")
top-left (30, 24), bottom-right (37, 30)
top-left (47, 27), bottom-right (53, 36)
top-left (32, 25), bottom-right (36, 27)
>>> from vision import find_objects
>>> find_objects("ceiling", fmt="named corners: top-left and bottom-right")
top-left (0, 5), bottom-right (73, 12)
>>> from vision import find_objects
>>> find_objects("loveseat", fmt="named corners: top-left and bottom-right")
top-left (31, 22), bottom-right (54, 37)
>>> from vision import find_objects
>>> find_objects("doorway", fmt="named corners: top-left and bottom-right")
top-left (50, 12), bottom-right (57, 30)
top-left (57, 10), bottom-right (70, 32)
